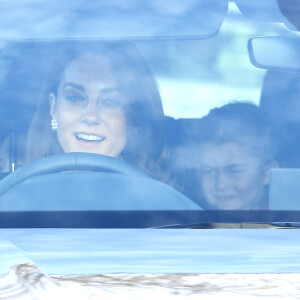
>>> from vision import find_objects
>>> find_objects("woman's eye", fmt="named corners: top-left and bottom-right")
top-left (65, 93), bottom-right (85, 103)
top-left (101, 98), bottom-right (122, 108)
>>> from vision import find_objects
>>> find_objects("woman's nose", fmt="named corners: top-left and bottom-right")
top-left (80, 100), bottom-right (101, 125)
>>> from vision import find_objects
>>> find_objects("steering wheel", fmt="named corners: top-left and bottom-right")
top-left (0, 152), bottom-right (201, 213)
top-left (0, 152), bottom-right (149, 197)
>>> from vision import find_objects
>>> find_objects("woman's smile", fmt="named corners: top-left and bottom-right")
top-left (74, 132), bottom-right (106, 148)
top-left (50, 53), bottom-right (127, 158)
top-left (74, 133), bottom-right (105, 142)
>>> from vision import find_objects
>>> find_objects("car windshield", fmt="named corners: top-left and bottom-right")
top-left (0, 0), bottom-right (300, 227)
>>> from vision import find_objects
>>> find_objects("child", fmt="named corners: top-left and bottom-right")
top-left (180, 102), bottom-right (278, 210)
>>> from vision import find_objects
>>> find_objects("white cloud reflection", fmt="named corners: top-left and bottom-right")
top-left (0, 0), bottom-right (227, 39)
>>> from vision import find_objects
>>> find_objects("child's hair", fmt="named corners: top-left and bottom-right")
top-left (198, 101), bottom-right (277, 164)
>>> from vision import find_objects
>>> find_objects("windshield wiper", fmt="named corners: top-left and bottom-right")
top-left (152, 222), bottom-right (214, 229)
top-left (152, 222), bottom-right (300, 229)
top-left (269, 222), bottom-right (300, 228)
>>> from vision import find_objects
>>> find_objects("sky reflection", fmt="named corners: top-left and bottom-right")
top-left (1, 229), bottom-right (300, 275)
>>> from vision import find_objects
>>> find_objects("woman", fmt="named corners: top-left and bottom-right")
top-left (26, 41), bottom-right (166, 180)
top-left (178, 102), bottom-right (278, 210)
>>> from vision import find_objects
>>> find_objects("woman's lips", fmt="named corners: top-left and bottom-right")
top-left (74, 133), bottom-right (105, 147)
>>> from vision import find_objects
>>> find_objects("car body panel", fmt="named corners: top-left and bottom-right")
top-left (1, 229), bottom-right (300, 275)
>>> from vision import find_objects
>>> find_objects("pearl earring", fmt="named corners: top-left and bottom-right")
top-left (51, 119), bottom-right (58, 130)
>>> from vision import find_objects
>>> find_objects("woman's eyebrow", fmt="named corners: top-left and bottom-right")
top-left (63, 82), bottom-right (85, 92)
top-left (63, 84), bottom-right (120, 94)
top-left (100, 87), bottom-right (121, 94)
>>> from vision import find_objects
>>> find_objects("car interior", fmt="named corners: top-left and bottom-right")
top-left (0, 0), bottom-right (300, 227)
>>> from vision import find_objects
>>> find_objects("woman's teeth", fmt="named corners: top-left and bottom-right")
top-left (75, 133), bottom-right (105, 141)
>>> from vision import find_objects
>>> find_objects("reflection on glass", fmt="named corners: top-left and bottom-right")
top-left (0, 0), bottom-right (227, 39)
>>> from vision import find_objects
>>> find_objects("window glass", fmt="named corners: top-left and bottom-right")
top-left (0, 1), bottom-right (300, 218)
top-left (0, 0), bottom-right (227, 39)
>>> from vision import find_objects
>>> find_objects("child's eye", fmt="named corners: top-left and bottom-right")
top-left (229, 168), bottom-right (243, 175)
top-left (202, 168), bottom-right (215, 176)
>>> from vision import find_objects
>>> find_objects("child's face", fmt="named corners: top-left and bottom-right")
top-left (199, 141), bottom-right (269, 210)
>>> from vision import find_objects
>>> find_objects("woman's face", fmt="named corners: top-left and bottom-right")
top-left (50, 54), bottom-right (127, 158)
top-left (199, 141), bottom-right (269, 210)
